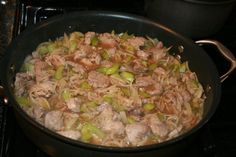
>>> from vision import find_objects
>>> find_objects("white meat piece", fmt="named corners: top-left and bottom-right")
top-left (88, 71), bottom-right (110, 88)
top-left (63, 112), bottom-right (79, 130)
top-left (14, 73), bottom-right (34, 96)
top-left (125, 123), bottom-right (149, 146)
top-left (87, 52), bottom-right (102, 65)
top-left (146, 83), bottom-right (163, 95)
top-left (96, 104), bottom-right (125, 135)
top-left (143, 114), bottom-right (169, 138)
top-left (29, 81), bottom-right (55, 98)
top-left (106, 48), bottom-right (116, 58)
top-left (45, 110), bottom-right (64, 131)
top-left (102, 121), bottom-right (125, 136)
top-left (153, 67), bottom-right (166, 75)
top-left (65, 98), bottom-right (81, 112)
top-left (132, 59), bottom-right (147, 73)
top-left (149, 43), bottom-right (166, 61)
top-left (66, 61), bottom-right (86, 74)
top-left (127, 37), bottom-right (145, 50)
top-left (84, 32), bottom-right (95, 45)
top-left (135, 76), bottom-right (155, 87)
top-left (136, 50), bottom-right (150, 60)
top-left (100, 60), bottom-right (113, 67)
top-left (57, 130), bottom-right (81, 140)
top-left (73, 50), bottom-right (87, 60)
top-left (99, 33), bottom-right (117, 48)
top-left (34, 60), bottom-right (50, 83)
top-left (45, 54), bottom-right (65, 68)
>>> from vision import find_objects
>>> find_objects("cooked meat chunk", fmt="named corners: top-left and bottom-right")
top-left (125, 123), bottom-right (149, 146)
top-left (45, 110), bottom-right (64, 131)
top-left (96, 104), bottom-right (125, 135)
top-left (143, 114), bottom-right (168, 138)
top-left (135, 76), bottom-right (155, 87)
top-left (65, 98), bottom-right (81, 112)
top-left (88, 71), bottom-right (110, 88)
top-left (99, 33), bottom-right (117, 48)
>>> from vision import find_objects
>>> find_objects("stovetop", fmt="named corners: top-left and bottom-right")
top-left (1, 0), bottom-right (236, 157)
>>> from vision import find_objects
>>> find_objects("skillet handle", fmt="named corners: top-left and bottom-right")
top-left (195, 39), bottom-right (236, 82)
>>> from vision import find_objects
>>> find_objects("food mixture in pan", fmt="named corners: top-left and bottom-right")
top-left (14, 31), bottom-right (205, 147)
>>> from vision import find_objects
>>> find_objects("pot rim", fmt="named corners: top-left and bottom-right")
top-left (3, 10), bottom-right (221, 153)
top-left (184, 0), bottom-right (236, 5)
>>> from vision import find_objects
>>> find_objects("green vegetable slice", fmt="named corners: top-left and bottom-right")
top-left (120, 71), bottom-right (135, 83)
top-left (54, 65), bottom-right (64, 80)
top-left (81, 123), bottom-right (105, 142)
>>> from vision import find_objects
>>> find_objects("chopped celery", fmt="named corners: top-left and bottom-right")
top-left (101, 50), bottom-right (109, 60)
top-left (127, 116), bottom-right (136, 124)
top-left (103, 96), bottom-right (113, 104)
top-left (96, 66), bottom-right (109, 74)
top-left (122, 44), bottom-right (135, 52)
top-left (62, 89), bottom-right (71, 101)
top-left (120, 32), bottom-right (133, 40)
top-left (141, 61), bottom-right (148, 67)
top-left (191, 105), bottom-right (200, 114)
top-left (120, 71), bottom-right (135, 83)
top-left (105, 64), bottom-right (120, 75)
top-left (190, 80), bottom-right (200, 89)
top-left (80, 81), bottom-right (91, 89)
top-left (37, 41), bottom-right (59, 55)
top-left (179, 62), bottom-right (188, 73)
top-left (110, 73), bottom-right (126, 84)
top-left (70, 31), bottom-right (84, 40)
top-left (103, 96), bottom-right (124, 112)
top-left (157, 112), bottom-right (166, 122)
top-left (91, 35), bottom-right (99, 46)
top-left (139, 90), bottom-right (151, 98)
top-left (169, 64), bottom-right (179, 72)
top-left (112, 100), bottom-right (124, 112)
top-left (54, 65), bottom-right (64, 80)
top-left (148, 134), bottom-right (160, 141)
top-left (69, 40), bottom-right (78, 52)
top-left (140, 40), bottom-right (154, 50)
top-left (143, 103), bottom-right (155, 111)
top-left (23, 62), bottom-right (34, 72)
top-left (148, 63), bottom-right (158, 71)
top-left (81, 123), bottom-right (105, 142)
top-left (97, 64), bottom-right (120, 75)
top-left (123, 56), bottom-right (132, 63)
top-left (40, 98), bottom-right (50, 110)
top-left (47, 42), bottom-right (57, 53)
top-left (146, 36), bottom-right (159, 46)
top-left (16, 96), bottom-right (30, 107)
top-left (120, 87), bottom-right (131, 97)
top-left (64, 116), bottom-right (78, 130)
top-left (80, 101), bottom-right (97, 113)
top-left (157, 60), bottom-right (168, 67)
top-left (37, 42), bottom-right (49, 55)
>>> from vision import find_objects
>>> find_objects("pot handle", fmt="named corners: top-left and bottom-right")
top-left (195, 39), bottom-right (236, 82)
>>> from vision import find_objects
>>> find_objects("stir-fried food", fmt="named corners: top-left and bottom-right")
top-left (14, 31), bottom-right (205, 147)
